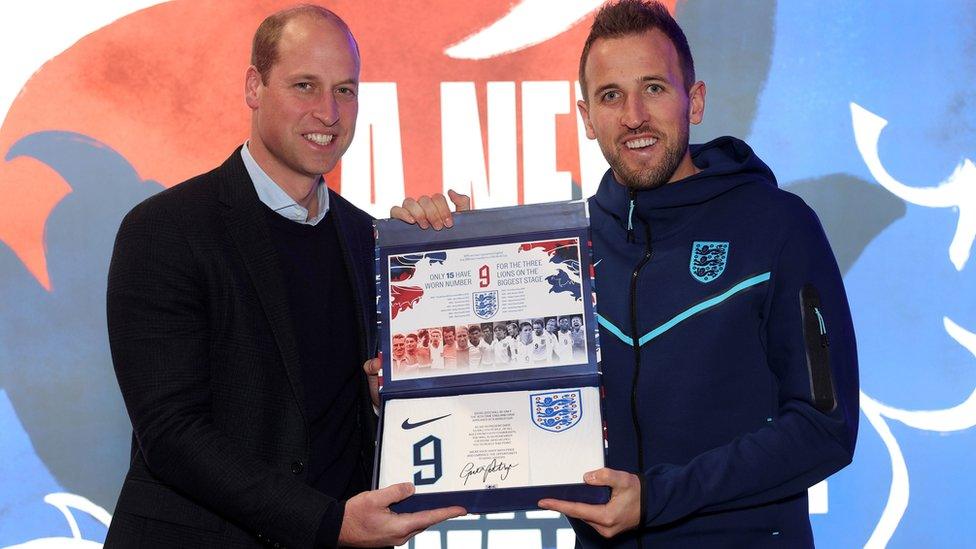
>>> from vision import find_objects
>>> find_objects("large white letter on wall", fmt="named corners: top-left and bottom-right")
top-left (441, 81), bottom-right (518, 208)
top-left (341, 82), bottom-right (406, 218)
top-left (522, 81), bottom-right (571, 204)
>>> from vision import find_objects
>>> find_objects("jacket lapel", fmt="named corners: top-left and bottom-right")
top-left (328, 193), bottom-right (371, 360)
top-left (328, 191), bottom-right (378, 458)
top-left (215, 149), bottom-right (307, 424)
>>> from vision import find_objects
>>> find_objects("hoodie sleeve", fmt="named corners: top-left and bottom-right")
top-left (640, 199), bottom-right (859, 526)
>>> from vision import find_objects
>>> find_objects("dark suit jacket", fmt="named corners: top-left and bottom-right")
top-left (105, 149), bottom-right (377, 548)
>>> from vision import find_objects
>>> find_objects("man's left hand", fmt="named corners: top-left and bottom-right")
top-left (538, 468), bottom-right (641, 539)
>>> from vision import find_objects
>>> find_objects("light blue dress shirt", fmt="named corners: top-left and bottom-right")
top-left (240, 142), bottom-right (330, 226)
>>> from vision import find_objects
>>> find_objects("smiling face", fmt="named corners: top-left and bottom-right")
top-left (578, 29), bottom-right (704, 190)
top-left (245, 14), bottom-right (360, 191)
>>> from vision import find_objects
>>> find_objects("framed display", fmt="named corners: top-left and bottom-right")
top-left (373, 201), bottom-right (608, 513)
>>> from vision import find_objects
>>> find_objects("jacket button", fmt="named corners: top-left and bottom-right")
top-left (291, 460), bottom-right (304, 474)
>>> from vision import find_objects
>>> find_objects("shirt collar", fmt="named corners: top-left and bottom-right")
top-left (241, 142), bottom-right (330, 225)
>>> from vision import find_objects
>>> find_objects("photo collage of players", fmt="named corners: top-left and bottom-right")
top-left (391, 315), bottom-right (588, 379)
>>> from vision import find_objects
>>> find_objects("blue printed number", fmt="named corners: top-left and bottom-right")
top-left (412, 435), bottom-right (442, 486)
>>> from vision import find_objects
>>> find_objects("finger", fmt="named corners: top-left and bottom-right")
top-left (537, 499), bottom-right (604, 523)
top-left (398, 506), bottom-right (467, 532)
top-left (418, 196), bottom-right (444, 230)
top-left (372, 482), bottom-right (415, 507)
top-left (363, 357), bottom-right (381, 376)
top-left (584, 467), bottom-right (621, 487)
top-left (401, 198), bottom-right (429, 229)
top-left (447, 189), bottom-right (472, 211)
top-left (431, 193), bottom-right (454, 228)
top-left (363, 355), bottom-right (381, 375)
top-left (390, 205), bottom-right (417, 224)
top-left (591, 467), bottom-right (636, 489)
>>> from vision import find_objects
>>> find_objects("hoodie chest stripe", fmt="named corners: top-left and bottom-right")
top-left (597, 272), bottom-right (771, 348)
top-left (638, 272), bottom-right (770, 345)
top-left (597, 314), bottom-right (634, 346)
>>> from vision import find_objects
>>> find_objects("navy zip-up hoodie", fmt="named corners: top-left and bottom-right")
top-left (578, 137), bottom-right (858, 548)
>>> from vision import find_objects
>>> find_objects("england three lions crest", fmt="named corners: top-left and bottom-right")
top-left (473, 290), bottom-right (499, 319)
top-left (530, 390), bottom-right (581, 432)
top-left (690, 241), bottom-right (729, 283)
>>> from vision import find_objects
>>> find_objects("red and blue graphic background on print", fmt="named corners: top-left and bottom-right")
top-left (389, 252), bottom-right (448, 319)
top-left (520, 239), bottom-right (582, 300)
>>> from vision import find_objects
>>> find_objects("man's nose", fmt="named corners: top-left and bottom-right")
top-left (621, 95), bottom-right (649, 130)
top-left (313, 93), bottom-right (339, 126)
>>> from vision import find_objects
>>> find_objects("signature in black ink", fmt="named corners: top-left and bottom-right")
top-left (459, 459), bottom-right (519, 486)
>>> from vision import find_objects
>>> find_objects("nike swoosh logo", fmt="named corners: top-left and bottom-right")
top-left (593, 259), bottom-right (603, 267)
top-left (401, 413), bottom-right (452, 430)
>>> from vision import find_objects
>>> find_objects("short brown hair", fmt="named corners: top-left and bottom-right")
top-left (251, 4), bottom-right (356, 83)
top-left (578, 0), bottom-right (695, 99)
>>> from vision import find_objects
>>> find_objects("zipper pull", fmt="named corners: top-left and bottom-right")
top-left (627, 191), bottom-right (636, 243)
top-left (813, 306), bottom-right (829, 347)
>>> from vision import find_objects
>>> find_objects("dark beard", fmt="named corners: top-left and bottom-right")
top-left (605, 124), bottom-right (689, 191)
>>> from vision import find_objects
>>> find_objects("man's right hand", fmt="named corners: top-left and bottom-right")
top-left (390, 190), bottom-right (471, 230)
top-left (338, 483), bottom-right (466, 547)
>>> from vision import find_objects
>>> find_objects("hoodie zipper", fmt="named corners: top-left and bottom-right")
top-left (628, 190), bottom-right (652, 543)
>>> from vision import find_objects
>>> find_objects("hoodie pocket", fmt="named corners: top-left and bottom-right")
top-left (800, 284), bottom-right (836, 413)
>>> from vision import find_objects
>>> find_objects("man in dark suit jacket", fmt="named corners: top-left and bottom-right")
top-left (105, 6), bottom-right (464, 548)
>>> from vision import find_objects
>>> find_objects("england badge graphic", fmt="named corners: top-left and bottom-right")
top-left (690, 241), bottom-right (729, 283)
top-left (472, 290), bottom-right (499, 319)
top-left (530, 390), bottom-right (581, 432)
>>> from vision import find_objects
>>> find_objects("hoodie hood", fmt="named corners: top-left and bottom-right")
top-left (591, 136), bottom-right (777, 241)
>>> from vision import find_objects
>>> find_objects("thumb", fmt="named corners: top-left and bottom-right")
top-left (447, 189), bottom-right (471, 211)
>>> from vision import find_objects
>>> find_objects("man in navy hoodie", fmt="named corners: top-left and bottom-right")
top-left (391, 1), bottom-right (858, 546)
